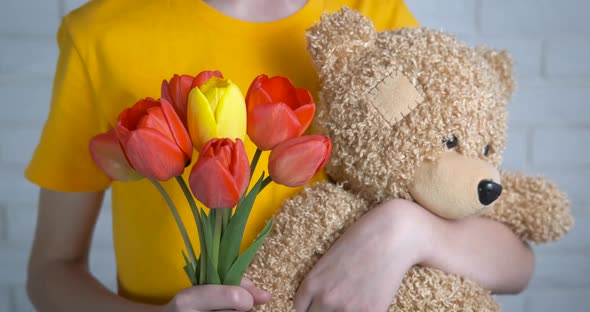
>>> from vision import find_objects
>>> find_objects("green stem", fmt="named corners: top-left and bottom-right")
top-left (250, 148), bottom-right (262, 178)
top-left (174, 176), bottom-right (207, 284)
top-left (261, 175), bottom-right (273, 190)
top-left (149, 179), bottom-right (198, 271)
top-left (212, 209), bottom-right (223, 270)
top-left (222, 208), bottom-right (231, 231)
top-left (200, 248), bottom-right (206, 284)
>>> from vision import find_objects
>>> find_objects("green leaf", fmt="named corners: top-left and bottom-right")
top-left (218, 174), bottom-right (264, 280)
top-left (194, 256), bottom-right (201, 284)
top-left (182, 250), bottom-right (197, 285)
top-left (200, 209), bottom-right (221, 284)
top-left (223, 219), bottom-right (273, 285)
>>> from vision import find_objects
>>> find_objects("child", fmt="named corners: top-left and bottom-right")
top-left (25, 0), bottom-right (534, 311)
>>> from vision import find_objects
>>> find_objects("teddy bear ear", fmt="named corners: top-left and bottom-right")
top-left (478, 49), bottom-right (516, 101)
top-left (306, 7), bottom-right (377, 78)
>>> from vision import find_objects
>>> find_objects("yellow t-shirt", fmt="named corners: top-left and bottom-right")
top-left (26, 0), bottom-right (418, 304)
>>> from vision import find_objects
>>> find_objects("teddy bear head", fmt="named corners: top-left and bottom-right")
top-left (307, 8), bottom-right (515, 219)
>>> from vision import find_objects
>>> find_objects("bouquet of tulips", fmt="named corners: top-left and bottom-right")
top-left (89, 71), bottom-right (331, 285)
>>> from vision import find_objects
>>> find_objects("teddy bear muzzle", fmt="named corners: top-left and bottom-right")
top-left (408, 150), bottom-right (502, 219)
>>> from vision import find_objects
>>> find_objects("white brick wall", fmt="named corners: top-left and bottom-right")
top-left (0, 0), bottom-right (588, 311)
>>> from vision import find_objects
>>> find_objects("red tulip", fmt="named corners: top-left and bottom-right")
top-left (189, 138), bottom-right (250, 209)
top-left (268, 135), bottom-right (332, 187)
top-left (161, 71), bottom-right (223, 124)
top-left (245, 74), bottom-right (315, 150)
top-left (268, 135), bottom-right (331, 187)
top-left (89, 129), bottom-right (142, 182)
top-left (115, 97), bottom-right (193, 181)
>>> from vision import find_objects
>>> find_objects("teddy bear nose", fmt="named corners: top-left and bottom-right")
top-left (478, 180), bottom-right (503, 205)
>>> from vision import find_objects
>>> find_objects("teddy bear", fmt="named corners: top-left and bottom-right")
top-left (246, 8), bottom-right (573, 311)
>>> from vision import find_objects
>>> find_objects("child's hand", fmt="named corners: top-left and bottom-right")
top-left (293, 199), bottom-right (430, 312)
top-left (162, 277), bottom-right (271, 312)
top-left (294, 197), bottom-right (534, 311)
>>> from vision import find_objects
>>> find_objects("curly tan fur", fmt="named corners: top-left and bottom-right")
top-left (247, 7), bottom-right (573, 311)
top-left (483, 172), bottom-right (574, 242)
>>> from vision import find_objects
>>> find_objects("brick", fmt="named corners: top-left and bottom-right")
top-left (531, 128), bottom-right (590, 167)
top-left (526, 289), bottom-right (590, 312)
top-left (0, 38), bottom-right (58, 77)
top-left (545, 37), bottom-right (590, 78)
top-left (406, 0), bottom-right (477, 35)
top-left (0, 0), bottom-right (59, 36)
top-left (509, 86), bottom-right (590, 126)
top-left (12, 285), bottom-right (35, 312)
top-left (502, 127), bottom-right (528, 171)
top-left (0, 128), bottom-right (43, 167)
top-left (0, 286), bottom-right (12, 312)
top-left (496, 294), bottom-right (525, 312)
top-left (64, 0), bottom-right (89, 15)
top-left (462, 37), bottom-right (543, 78)
top-left (479, 0), bottom-right (590, 35)
top-left (527, 252), bottom-right (590, 290)
top-left (0, 79), bottom-right (52, 125)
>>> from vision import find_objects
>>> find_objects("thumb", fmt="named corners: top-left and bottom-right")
top-left (241, 277), bottom-right (272, 305)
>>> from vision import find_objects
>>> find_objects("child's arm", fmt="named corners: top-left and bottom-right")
top-left (294, 199), bottom-right (534, 311)
top-left (27, 188), bottom-right (269, 312)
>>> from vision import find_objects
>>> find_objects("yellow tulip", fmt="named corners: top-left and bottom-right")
top-left (187, 77), bottom-right (247, 150)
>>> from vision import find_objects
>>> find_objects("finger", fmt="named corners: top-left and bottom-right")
top-left (181, 285), bottom-right (254, 311)
top-left (240, 277), bottom-right (272, 305)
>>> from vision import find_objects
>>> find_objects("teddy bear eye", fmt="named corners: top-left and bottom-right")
top-left (444, 135), bottom-right (458, 149)
top-left (484, 144), bottom-right (492, 157)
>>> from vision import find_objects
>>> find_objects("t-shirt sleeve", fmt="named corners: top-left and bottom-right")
top-left (363, 0), bottom-right (420, 31)
top-left (328, 0), bottom-right (419, 30)
top-left (25, 17), bottom-right (112, 192)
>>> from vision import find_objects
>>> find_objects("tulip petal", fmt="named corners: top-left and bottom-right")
top-left (89, 130), bottom-right (142, 182)
top-left (137, 107), bottom-right (175, 139)
top-left (187, 87), bottom-right (218, 150)
top-left (189, 156), bottom-right (240, 209)
top-left (261, 76), bottom-right (299, 109)
top-left (247, 88), bottom-right (273, 113)
top-left (160, 98), bottom-right (193, 159)
top-left (119, 98), bottom-right (161, 131)
top-left (161, 79), bottom-right (172, 104)
top-left (269, 135), bottom-right (331, 187)
top-left (248, 102), bottom-right (301, 150)
top-left (245, 74), bottom-right (269, 112)
top-left (215, 82), bottom-right (247, 142)
top-left (124, 128), bottom-right (187, 180)
top-left (162, 74), bottom-right (194, 123)
top-left (199, 77), bottom-right (229, 112)
top-left (293, 103), bottom-right (315, 136)
top-left (295, 88), bottom-right (314, 106)
top-left (229, 139), bottom-right (250, 196)
top-left (192, 70), bottom-right (223, 88)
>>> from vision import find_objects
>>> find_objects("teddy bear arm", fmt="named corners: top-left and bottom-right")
top-left (483, 171), bottom-right (573, 243)
top-left (392, 266), bottom-right (499, 312)
top-left (246, 181), bottom-right (369, 311)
